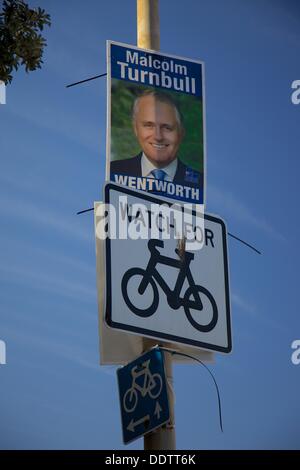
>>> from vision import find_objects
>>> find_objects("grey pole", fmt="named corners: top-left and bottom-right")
top-left (137, 0), bottom-right (176, 450)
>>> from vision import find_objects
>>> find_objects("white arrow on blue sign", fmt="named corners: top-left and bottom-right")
top-left (117, 347), bottom-right (170, 444)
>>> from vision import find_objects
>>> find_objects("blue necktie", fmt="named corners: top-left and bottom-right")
top-left (151, 169), bottom-right (167, 180)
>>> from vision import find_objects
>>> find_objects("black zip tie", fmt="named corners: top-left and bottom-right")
top-left (77, 206), bottom-right (261, 254)
top-left (66, 73), bottom-right (107, 88)
top-left (159, 346), bottom-right (223, 433)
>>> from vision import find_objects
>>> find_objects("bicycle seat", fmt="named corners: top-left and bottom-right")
top-left (148, 239), bottom-right (164, 254)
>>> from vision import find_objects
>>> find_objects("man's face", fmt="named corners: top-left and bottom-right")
top-left (133, 95), bottom-right (183, 168)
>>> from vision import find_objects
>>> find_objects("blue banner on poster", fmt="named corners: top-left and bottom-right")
top-left (110, 43), bottom-right (202, 97)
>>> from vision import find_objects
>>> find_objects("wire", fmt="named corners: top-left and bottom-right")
top-left (228, 232), bottom-right (261, 255)
top-left (77, 207), bottom-right (261, 254)
top-left (159, 346), bottom-right (223, 433)
top-left (66, 73), bottom-right (107, 88)
top-left (76, 207), bottom-right (94, 215)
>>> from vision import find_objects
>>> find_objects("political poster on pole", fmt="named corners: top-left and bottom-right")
top-left (106, 41), bottom-right (206, 206)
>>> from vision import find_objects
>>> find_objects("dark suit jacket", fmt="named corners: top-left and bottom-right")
top-left (110, 153), bottom-right (203, 186)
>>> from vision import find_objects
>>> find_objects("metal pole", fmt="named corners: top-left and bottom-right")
top-left (137, 0), bottom-right (176, 450)
top-left (137, 0), bottom-right (160, 50)
top-left (143, 340), bottom-right (175, 450)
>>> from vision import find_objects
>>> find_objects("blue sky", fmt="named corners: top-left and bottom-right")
top-left (1, 0), bottom-right (299, 449)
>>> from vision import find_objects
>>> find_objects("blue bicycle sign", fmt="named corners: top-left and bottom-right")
top-left (117, 347), bottom-right (170, 444)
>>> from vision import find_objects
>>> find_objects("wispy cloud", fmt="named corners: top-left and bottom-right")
top-left (0, 264), bottom-right (96, 304)
top-left (0, 195), bottom-right (93, 243)
top-left (231, 290), bottom-right (289, 334)
top-left (1, 235), bottom-right (95, 277)
top-left (231, 292), bottom-right (257, 315)
top-left (0, 172), bottom-right (76, 209)
top-left (0, 325), bottom-right (111, 377)
top-left (4, 94), bottom-right (103, 155)
top-left (208, 184), bottom-right (285, 242)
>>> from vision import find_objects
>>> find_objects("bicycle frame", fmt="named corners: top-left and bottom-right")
top-left (131, 363), bottom-right (155, 397)
top-left (139, 241), bottom-right (202, 310)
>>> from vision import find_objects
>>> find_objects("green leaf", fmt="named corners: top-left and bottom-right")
top-left (0, 0), bottom-right (51, 84)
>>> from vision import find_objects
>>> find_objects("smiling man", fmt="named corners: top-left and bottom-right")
top-left (110, 90), bottom-right (202, 186)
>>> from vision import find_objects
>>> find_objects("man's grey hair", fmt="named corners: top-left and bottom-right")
top-left (132, 90), bottom-right (183, 128)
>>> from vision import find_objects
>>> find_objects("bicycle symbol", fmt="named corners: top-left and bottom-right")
top-left (123, 359), bottom-right (163, 413)
top-left (122, 239), bottom-right (218, 332)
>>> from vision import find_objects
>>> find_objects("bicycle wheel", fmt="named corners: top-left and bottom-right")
top-left (183, 285), bottom-right (218, 332)
top-left (148, 373), bottom-right (163, 399)
top-left (123, 388), bottom-right (138, 413)
top-left (122, 268), bottom-right (159, 317)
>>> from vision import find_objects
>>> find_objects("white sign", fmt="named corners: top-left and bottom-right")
top-left (103, 183), bottom-right (232, 353)
top-left (95, 201), bottom-right (215, 365)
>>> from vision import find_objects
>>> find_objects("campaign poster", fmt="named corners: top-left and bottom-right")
top-left (106, 41), bottom-right (206, 205)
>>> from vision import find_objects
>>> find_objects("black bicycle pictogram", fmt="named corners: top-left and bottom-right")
top-left (121, 239), bottom-right (218, 332)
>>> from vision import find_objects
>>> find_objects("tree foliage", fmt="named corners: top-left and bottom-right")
top-left (0, 0), bottom-right (51, 84)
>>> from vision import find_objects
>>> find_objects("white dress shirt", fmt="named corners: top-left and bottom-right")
top-left (141, 153), bottom-right (178, 182)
